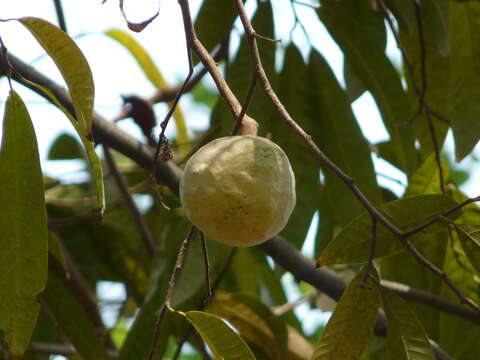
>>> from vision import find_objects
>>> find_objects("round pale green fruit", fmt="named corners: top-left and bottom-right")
top-left (180, 135), bottom-right (296, 247)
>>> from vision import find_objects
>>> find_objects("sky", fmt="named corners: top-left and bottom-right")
top-left (1, 0), bottom-right (480, 354)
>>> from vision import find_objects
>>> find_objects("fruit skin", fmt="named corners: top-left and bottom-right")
top-left (180, 135), bottom-right (296, 247)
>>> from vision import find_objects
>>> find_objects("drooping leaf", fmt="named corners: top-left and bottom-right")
top-left (384, 0), bottom-right (415, 34)
top-left (48, 132), bottom-right (83, 160)
top-left (400, 17), bottom-right (450, 161)
top-left (207, 291), bottom-right (288, 360)
top-left (16, 65), bottom-right (105, 214)
top-left (405, 154), bottom-right (449, 197)
top-left (424, 0), bottom-right (450, 56)
top-left (315, 187), bottom-right (336, 257)
top-left (311, 268), bottom-right (380, 360)
top-left (264, 44), bottom-right (318, 248)
top-left (104, 29), bottom-right (189, 149)
top-left (318, 195), bottom-right (460, 266)
top-left (0, 91), bottom-right (48, 356)
top-left (449, 1), bottom-right (480, 161)
top-left (309, 49), bottom-right (381, 226)
top-left (318, 0), bottom-right (417, 175)
top-left (180, 311), bottom-right (256, 360)
top-left (455, 224), bottom-right (480, 274)
top-left (211, 0), bottom-right (276, 136)
top-left (18, 17), bottom-right (94, 137)
top-left (41, 270), bottom-right (111, 360)
top-left (381, 288), bottom-right (435, 360)
top-left (344, 59), bottom-right (366, 103)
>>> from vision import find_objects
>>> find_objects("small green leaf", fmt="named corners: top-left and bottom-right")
top-left (318, 195), bottom-right (460, 266)
top-left (312, 268), bottom-right (380, 360)
top-left (208, 291), bottom-right (288, 360)
top-left (405, 154), bottom-right (449, 197)
top-left (18, 17), bottom-right (94, 137)
top-left (0, 91), bottom-right (48, 356)
top-left (180, 310), bottom-right (256, 360)
top-left (48, 132), bottom-right (83, 160)
top-left (381, 288), bottom-right (435, 360)
top-left (449, 1), bottom-right (480, 161)
top-left (42, 271), bottom-right (111, 360)
top-left (455, 224), bottom-right (480, 274)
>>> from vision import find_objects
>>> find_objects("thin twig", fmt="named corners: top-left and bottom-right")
top-left (151, 34), bottom-right (194, 173)
top-left (361, 218), bottom-right (377, 287)
top-left (200, 232), bottom-right (212, 302)
top-left (103, 145), bottom-right (157, 256)
top-left (147, 226), bottom-right (197, 360)
top-left (52, 0), bottom-right (68, 33)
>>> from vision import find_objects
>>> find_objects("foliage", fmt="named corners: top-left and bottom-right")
top-left (1, 1), bottom-right (480, 359)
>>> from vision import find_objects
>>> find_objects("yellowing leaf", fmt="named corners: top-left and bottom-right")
top-left (0, 90), bottom-right (48, 355)
top-left (180, 310), bottom-right (256, 360)
top-left (312, 268), bottom-right (380, 360)
top-left (381, 288), bottom-right (435, 360)
top-left (18, 17), bottom-right (94, 137)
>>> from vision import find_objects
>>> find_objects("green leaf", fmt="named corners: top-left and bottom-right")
top-left (449, 1), bottom-right (480, 161)
top-left (207, 291), bottom-right (288, 360)
top-left (264, 44), bottom-right (318, 248)
top-left (41, 270), bottom-right (111, 360)
top-left (48, 132), bottom-right (83, 160)
top-left (0, 91), bottom-right (48, 356)
top-left (194, 0), bottom-right (238, 52)
top-left (455, 224), bottom-right (480, 274)
top-left (424, 0), bottom-right (450, 56)
top-left (211, 0), bottom-right (276, 136)
top-left (312, 268), bottom-right (380, 360)
top-left (180, 310), bottom-right (256, 360)
top-left (19, 75), bottom-right (105, 214)
top-left (381, 152), bottom-right (448, 336)
top-left (400, 17), bottom-right (450, 160)
top-left (344, 59), bottom-right (366, 103)
top-left (309, 50), bottom-right (381, 226)
top-left (405, 154), bottom-right (449, 197)
top-left (381, 288), bottom-right (435, 360)
top-left (318, 195), bottom-right (460, 266)
top-left (437, 232), bottom-right (480, 359)
top-left (18, 17), bottom-right (94, 137)
top-left (318, 0), bottom-right (416, 175)
top-left (48, 232), bottom-right (68, 274)
top-left (384, 0), bottom-right (415, 34)
top-left (104, 29), bottom-right (189, 149)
